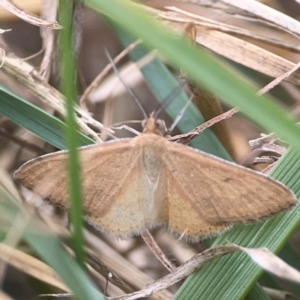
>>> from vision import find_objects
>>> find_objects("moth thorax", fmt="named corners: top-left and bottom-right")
top-left (142, 147), bottom-right (162, 184)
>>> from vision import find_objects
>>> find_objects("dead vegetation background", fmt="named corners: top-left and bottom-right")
top-left (1, 0), bottom-right (300, 299)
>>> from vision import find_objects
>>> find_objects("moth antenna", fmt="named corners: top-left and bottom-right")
top-left (109, 120), bottom-right (142, 128)
top-left (153, 81), bottom-right (187, 119)
top-left (166, 94), bottom-right (194, 135)
top-left (104, 48), bottom-right (148, 119)
top-left (110, 124), bottom-right (141, 136)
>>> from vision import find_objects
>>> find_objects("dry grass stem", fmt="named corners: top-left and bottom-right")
top-left (0, 243), bottom-right (69, 292)
top-left (1, 53), bottom-right (101, 142)
top-left (169, 107), bottom-right (238, 144)
top-left (85, 231), bottom-right (174, 299)
top-left (249, 135), bottom-right (286, 156)
top-left (170, 55), bottom-right (300, 145)
top-left (220, 0), bottom-right (300, 37)
top-left (253, 156), bottom-right (278, 166)
top-left (137, 1), bottom-right (300, 83)
top-left (155, 231), bottom-right (197, 264)
top-left (0, 0), bottom-right (61, 29)
top-left (257, 61), bottom-right (300, 96)
top-left (163, 6), bottom-right (300, 54)
top-left (39, 0), bottom-right (58, 80)
top-left (108, 245), bottom-right (238, 300)
top-left (0, 128), bottom-right (46, 155)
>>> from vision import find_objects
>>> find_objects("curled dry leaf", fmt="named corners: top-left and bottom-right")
top-left (237, 245), bottom-right (300, 283)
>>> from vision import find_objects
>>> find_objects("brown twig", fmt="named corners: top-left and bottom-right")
top-left (85, 248), bottom-right (133, 294)
top-left (257, 60), bottom-right (300, 96)
top-left (39, 0), bottom-right (58, 80)
top-left (249, 133), bottom-right (276, 150)
top-left (141, 230), bottom-right (176, 272)
top-left (169, 107), bottom-right (238, 144)
top-left (0, 128), bottom-right (46, 155)
top-left (2, 53), bottom-right (101, 142)
top-left (253, 156), bottom-right (278, 166)
top-left (109, 244), bottom-right (238, 300)
top-left (0, 0), bottom-right (61, 29)
top-left (249, 134), bottom-right (286, 156)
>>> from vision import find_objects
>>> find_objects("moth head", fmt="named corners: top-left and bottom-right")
top-left (142, 114), bottom-right (166, 136)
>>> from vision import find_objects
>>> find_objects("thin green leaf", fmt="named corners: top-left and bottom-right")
top-left (0, 86), bottom-right (94, 149)
top-left (58, 0), bottom-right (85, 266)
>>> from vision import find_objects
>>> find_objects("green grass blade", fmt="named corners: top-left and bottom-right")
top-left (58, 0), bottom-right (85, 266)
top-left (0, 187), bottom-right (102, 300)
top-left (0, 85), bottom-right (94, 149)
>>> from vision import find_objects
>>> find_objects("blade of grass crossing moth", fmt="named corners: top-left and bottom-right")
top-left (86, 0), bottom-right (300, 153)
top-left (0, 187), bottom-right (102, 300)
top-left (58, 1), bottom-right (85, 267)
top-left (110, 24), bottom-right (232, 160)
top-left (0, 86), bottom-right (94, 149)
